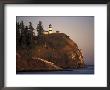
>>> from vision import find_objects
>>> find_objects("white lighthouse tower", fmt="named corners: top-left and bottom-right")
top-left (48, 24), bottom-right (53, 34)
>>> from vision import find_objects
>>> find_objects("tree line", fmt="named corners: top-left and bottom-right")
top-left (16, 21), bottom-right (44, 49)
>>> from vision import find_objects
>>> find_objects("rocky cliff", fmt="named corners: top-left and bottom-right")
top-left (16, 33), bottom-right (85, 71)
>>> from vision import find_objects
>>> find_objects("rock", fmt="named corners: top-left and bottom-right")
top-left (32, 33), bottom-right (85, 69)
top-left (16, 33), bottom-right (85, 71)
top-left (16, 53), bottom-right (62, 71)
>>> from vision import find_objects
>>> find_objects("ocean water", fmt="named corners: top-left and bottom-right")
top-left (17, 65), bottom-right (94, 74)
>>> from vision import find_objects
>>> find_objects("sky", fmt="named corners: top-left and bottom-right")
top-left (16, 16), bottom-right (94, 65)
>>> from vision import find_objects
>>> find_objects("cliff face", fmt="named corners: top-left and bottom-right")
top-left (16, 33), bottom-right (85, 71)
top-left (16, 54), bottom-right (62, 71)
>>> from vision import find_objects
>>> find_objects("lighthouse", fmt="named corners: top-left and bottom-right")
top-left (43, 24), bottom-right (53, 34)
top-left (48, 24), bottom-right (53, 34)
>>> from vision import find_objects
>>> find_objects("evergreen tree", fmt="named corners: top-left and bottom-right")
top-left (28, 22), bottom-right (34, 47)
top-left (36, 21), bottom-right (44, 44)
top-left (16, 22), bottom-right (20, 48)
top-left (29, 22), bottom-right (34, 32)
top-left (36, 21), bottom-right (44, 36)
top-left (19, 21), bottom-right (26, 48)
top-left (20, 21), bottom-right (25, 33)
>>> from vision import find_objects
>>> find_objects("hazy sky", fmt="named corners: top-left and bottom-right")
top-left (16, 16), bottom-right (94, 65)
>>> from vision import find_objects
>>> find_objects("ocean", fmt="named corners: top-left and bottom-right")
top-left (17, 65), bottom-right (94, 74)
